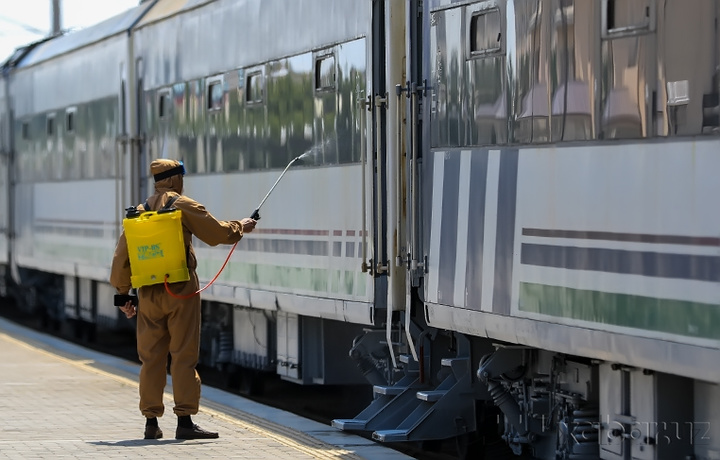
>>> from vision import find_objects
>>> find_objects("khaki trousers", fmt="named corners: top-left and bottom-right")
top-left (136, 272), bottom-right (201, 418)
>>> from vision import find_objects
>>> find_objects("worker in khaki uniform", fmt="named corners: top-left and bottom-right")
top-left (110, 159), bottom-right (256, 440)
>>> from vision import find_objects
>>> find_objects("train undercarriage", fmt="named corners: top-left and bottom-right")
top-left (336, 316), bottom-right (720, 460)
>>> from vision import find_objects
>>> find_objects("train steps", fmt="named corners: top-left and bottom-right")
top-left (371, 356), bottom-right (475, 443)
top-left (332, 353), bottom-right (426, 431)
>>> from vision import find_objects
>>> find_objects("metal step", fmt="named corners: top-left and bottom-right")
top-left (373, 429), bottom-right (409, 442)
top-left (332, 419), bottom-right (368, 430)
top-left (369, 352), bottom-right (476, 443)
top-left (441, 356), bottom-right (468, 367)
top-left (416, 389), bottom-right (447, 402)
top-left (374, 385), bottom-right (406, 396)
top-left (332, 376), bottom-right (424, 433)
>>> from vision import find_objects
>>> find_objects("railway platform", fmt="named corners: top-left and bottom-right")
top-left (0, 316), bottom-right (413, 460)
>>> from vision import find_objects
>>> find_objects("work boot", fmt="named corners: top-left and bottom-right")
top-left (175, 424), bottom-right (219, 440)
top-left (144, 425), bottom-right (163, 439)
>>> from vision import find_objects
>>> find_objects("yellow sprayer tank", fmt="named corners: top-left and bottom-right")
top-left (123, 208), bottom-right (189, 288)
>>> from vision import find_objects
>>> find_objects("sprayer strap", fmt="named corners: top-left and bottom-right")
top-left (142, 194), bottom-right (180, 213)
top-left (163, 194), bottom-right (180, 210)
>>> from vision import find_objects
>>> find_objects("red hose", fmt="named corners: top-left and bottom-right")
top-left (164, 241), bottom-right (238, 299)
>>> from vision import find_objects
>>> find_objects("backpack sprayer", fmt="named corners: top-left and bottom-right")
top-left (122, 153), bottom-right (308, 300)
top-left (123, 195), bottom-right (189, 290)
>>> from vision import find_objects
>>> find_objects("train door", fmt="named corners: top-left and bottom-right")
top-left (366, 0), bottom-right (421, 371)
top-left (116, 64), bottom-right (128, 234)
top-left (401, 0), bottom-right (426, 348)
top-left (115, 56), bottom-right (146, 231)
top-left (2, 64), bottom-right (19, 300)
top-left (0, 78), bottom-right (9, 296)
top-left (134, 57), bottom-right (148, 205)
top-left (380, 0), bottom-right (426, 365)
top-left (371, 0), bottom-right (429, 379)
top-left (370, 0), bottom-right (389, 358)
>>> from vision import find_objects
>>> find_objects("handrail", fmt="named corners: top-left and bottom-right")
top-left (374, 93), bottom-right (388, 274)
top-left (360, 94), bottom-right (370, 273)
top-left (405, 83), bottom-right (422, 362)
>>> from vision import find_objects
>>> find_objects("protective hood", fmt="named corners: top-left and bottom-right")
top-left (150, 159), bottom-right (184, 194)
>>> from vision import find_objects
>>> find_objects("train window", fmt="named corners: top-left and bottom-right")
top-left (21, 122), bottom-right (29, 140)
top-left (207, 79), bottom-right (224, 111)
top-left (469, 9), bottom-right (502, 56)
top-left (315, 54), bottom-right (335, 91)
top-left (246, 72), bottom-right (263, 104)
top-left (158, 91), bottom-right (170, 119)
top-left (65, 108), bottom-right (76, 134)
top-left (46, 115), bottom-right (55, 136)
top-left (603, 0), bottom-right (655, 36)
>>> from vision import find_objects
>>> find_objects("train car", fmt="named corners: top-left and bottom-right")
top-left (127, 0), bottom-right (387, 386)
top-left (4, 0), bottom-right (400, 388)
top-left (3, 0), bottom-right (720, 459)
top-left (1, 43), bottom-right (45, 304)
top-left (2, 0), bottom-right (391, 384)
top-left (336, 1), bottom-right (720, 459)
top-left (5, 3), bottom-right (154, 331)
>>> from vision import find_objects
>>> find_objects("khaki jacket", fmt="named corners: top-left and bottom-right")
top-left (110, 179), bottom-right (244, 295)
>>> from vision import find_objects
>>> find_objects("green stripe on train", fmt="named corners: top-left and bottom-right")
top-left (199, 260), bottom-right (366, 297)
top-left (519, 282), bottom-right (720, 340)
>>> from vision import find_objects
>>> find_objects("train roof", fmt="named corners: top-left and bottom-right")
top-left (15, 1), bottom-right (156, 69)
top-left (133, 0), bottom-right (215, 28)
top-left (1, 40), bottom-right (46, 73)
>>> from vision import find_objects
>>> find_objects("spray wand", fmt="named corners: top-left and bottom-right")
top-left (249, 153), bottom-right (306, 220)
top-left (165, 153), bottom-right (306, 299)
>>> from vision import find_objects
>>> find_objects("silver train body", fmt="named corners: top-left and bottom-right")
top-left (1, 0), bottom-right (719, 458)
